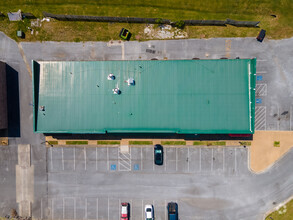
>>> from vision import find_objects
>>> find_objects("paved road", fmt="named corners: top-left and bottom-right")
top-left (0, 32), bottom-right (293, 219)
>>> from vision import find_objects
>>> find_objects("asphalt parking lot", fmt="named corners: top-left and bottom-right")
top-left (48, 146), bottom-right (249, 176)
top-left (40, 146), bottom-right (250, 220)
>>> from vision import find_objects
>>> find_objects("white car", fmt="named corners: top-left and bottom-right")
top-left (145, 204), bottom-right (154, 220)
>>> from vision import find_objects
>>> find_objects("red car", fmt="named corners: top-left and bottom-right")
top-left (121, 202), bottom-right (129, 220)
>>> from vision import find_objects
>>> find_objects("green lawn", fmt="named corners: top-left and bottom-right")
top-left (193, 141), bottom-right (226, 146)
top-left (266, 199), bottom-right (293, 220)
top-left (0, 0), bottom-right (293, 41)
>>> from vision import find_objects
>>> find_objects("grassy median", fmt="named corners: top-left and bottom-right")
top-left (266, 199), bottom-right (293, 220)
top-left (0, 0), bottom-right (292, 41)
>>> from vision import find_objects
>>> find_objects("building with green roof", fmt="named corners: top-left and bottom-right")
top-left (32, 59), bottom-right (256, 134)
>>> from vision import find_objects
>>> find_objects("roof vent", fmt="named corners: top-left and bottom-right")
top-left (107, 74), bottom-right (115, 80)
top-left (113, 88), bottom-right (121, 95)
top-left (126, 78), bottom-right (135, 86)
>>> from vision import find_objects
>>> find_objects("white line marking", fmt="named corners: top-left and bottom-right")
top-left (141, 147), bottom-right (143, 170)
top-left (119, 199), bottom-right (121, 218)
top-left (164, 200), bottom-right (167, 220)
top-left (50, 148), bottom-right (53, 171)
top-left (85, 198), bottom-right (87, 219)
top-left (62, 148), bottom-right (64, 170)
top-left (41, 198), bottom-right (43, 219)
top-left (107, 147), bottom-right (109, 171)
top-left (130, 147), bottom-right (132, 170)
top-left (256, 71), bottom-right (267, 74)
top-left (234, 148), bottom-right (237, 173)
top-left (73, 147), bottom-right (76, 171)
top-left (130, 199), bottom-right (133, 219)
top-left (187, 147), bottom-right (190, 173)
top-left (211, 148), bottom-right (214, 171)
top-left (84, 147), bottom-right (87, 170)
top-left (96, 198), bottom-right (99, 219)
top-left (164, 148), bottom-right (167, 171)
top-left (176, 148), bottom-right (178, 172)
top-left (108, 197), bottom-right (109, 220)
top-left (63, 198), bottom-right (65, 219)
top-left (96, 147), bottom-right (98, 171)
top-left (74, 198), bottom-right (76, 219)
top-left (142, 199), bottom-right (144, 220)
top-left (153, 148), bottom-right (155, 171)
top-left (199, 148), bottom-right (202, 171)
top-left (223, 148), bottom-right (225, 171)
top-left (51, 198), bottom-right (54, 220)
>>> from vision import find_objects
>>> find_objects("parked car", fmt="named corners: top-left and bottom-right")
top-left (257, 29), bottom-right (266, 42)
top-left (154, 144), bottom-right (164, 165)
top-left (145, 204), bottom-right (154, 220)
top-left (167, 202), bottom-right (178, 220)
top-left (121, 202), bottom-right (129, 220)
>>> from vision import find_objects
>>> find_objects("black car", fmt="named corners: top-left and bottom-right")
top-left (257, 29), bottom-right (266, 42)
top-left (167, 202), bottom-right (178, 220)
top-left (154, 144), bottom-right (163, 165)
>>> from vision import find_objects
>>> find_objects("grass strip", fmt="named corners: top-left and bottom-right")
top-left (239, 141), bottom-right (251, 146)
top-left (193, 141), bottom-right (226, 146)
top-left (274, 141), bottom-right (280, 147)
top-left (161, 141), bottom-right (186, 145)
top-left (97, 141), bottom-right (120, 145)
top-left (265, 199), bottom-right (293, 220)
top-left (48, 141), bottom-right (58, 145)
top-left (66, 141), bottom-right (88, 145)
top-left (129, 141), bottom-right (153, 145)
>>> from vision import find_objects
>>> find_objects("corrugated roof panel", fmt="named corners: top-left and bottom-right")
top-left (32, 59), bottom-right (256, 134)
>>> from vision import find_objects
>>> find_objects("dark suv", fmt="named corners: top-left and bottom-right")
top-left (154, 144), bottom-right (163, 165)
top-left (167, 202), bottom-right (178, 220)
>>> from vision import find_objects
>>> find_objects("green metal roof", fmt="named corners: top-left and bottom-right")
top-left (32, 59), bottom-right (256, 134)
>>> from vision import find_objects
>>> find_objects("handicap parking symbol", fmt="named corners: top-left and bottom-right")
top-left (256, 76), bottom-right (263, 81)
top-left (110, 164), bottom-right (116, 170)
top-left (134, 164), bottom-right (139, 171)
top-left (256, 98), bottom-right (262, 104)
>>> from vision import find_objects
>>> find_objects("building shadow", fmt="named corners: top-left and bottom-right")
top-left (6, 64), bottom-right (20, 137)
top-left (47, 133), bottom-right (253, 141)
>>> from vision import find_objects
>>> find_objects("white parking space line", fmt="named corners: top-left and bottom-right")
top-left (51, 198), bottom-right (54, 220)
top-left (234, 148), bottom-right (237, 173)
top-left (96, 198), bottom-right (98, 220)
top-left (95, 148), bottom-right (98, 171)
top-left (50, 148), bottom-right (53, 171)
top-left (187, 147), bottom-right (190, 173)
top-left (223, 148), bottom-right (225, 171)
top-left (74, 198), bottom-right (76, 219)
top-left (164, 149), bottom-right (167, 171)
top-left (84, 147), bottom-right (87, 171)
top-left (63, 198), bottom-right (65, 219)
top-left (278, 106), bottom-right (280, 130)
top-left (107, 147), bottom-right (109, 171)
top-left (153, 147), bottom-right (155, 171)
top-left (130, 199), bottom-right (133, 219)
top-left (255, 106), bottom-right (266, 130)
top-left (41, 198), bottom-right (43, 219)
top-left (165, 200), bottom-right (167, 220)
top-left (256, 84), bottom-right (267, 96)
top-left (176, 148), bottom-right (178, 171)
top-left (73, 147), bottom-right (76, 171)
top-left (85, 198), bottom-right (87, 219)
top-left (291, 106), bottom-right (292, 131)
top-left (62, 148), bottom-right (64, 171)
top-left (256, 71), bottom-right (267, 74)
top-left (199, 148), bottom-right (202, 171)
top-left (142, 200), bottom-right (144, 220)
top-left (211, 148), bottom-right (214, 171)
top-left (108, 197), bottom-right (109, 220)
top-left (141, 147), bottom-right (143, 170)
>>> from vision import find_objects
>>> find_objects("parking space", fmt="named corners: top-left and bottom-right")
top-left (41, 197), bottom-right (171, 220)
top-left (47, 146), bottom-right (249, 176)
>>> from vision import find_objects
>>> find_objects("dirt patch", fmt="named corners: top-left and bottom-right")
top-left (250, 131), bottom-right (293, 173)
top-left (144, 24), bottom-right (187, 39)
